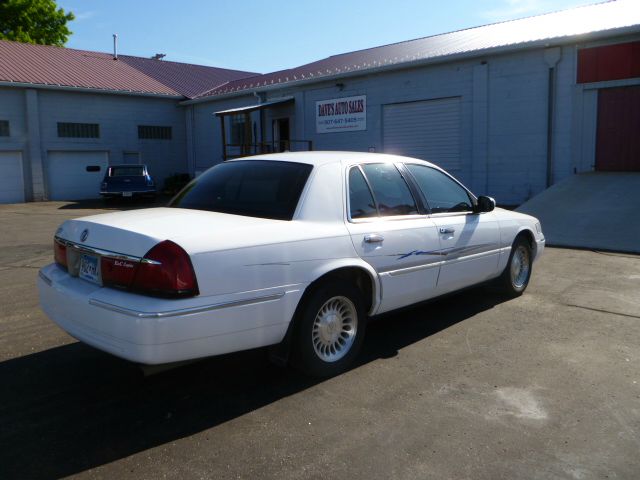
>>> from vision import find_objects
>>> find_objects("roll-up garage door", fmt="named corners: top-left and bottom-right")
top-left (47, 151), bottom-right (109, 200)
top-left (383, 97), bottom-right (461, 170)
top-left (0, 151), bottom-right (25, 203)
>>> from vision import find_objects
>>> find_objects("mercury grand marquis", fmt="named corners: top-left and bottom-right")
top-left (38, 152), bottom-right (545, 377)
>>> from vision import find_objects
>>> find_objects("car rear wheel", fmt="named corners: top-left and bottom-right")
top-left (291, 280), bottom-right (366, 377)
top-left (498, 236), bottom-right (533, 297)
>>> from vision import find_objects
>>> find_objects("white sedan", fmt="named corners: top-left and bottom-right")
top-left (39, 152), bottom-right (545, 376)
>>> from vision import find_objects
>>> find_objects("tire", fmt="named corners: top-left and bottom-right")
top-left (291, 280), bottom-right (367, 377)
top-left (498, 235), bottom-right (533, 297)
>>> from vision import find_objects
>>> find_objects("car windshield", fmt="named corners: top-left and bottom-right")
top-left (169, 160), bottom-right (313, 220)
top-left (109, 166), bottom-right (145, 176)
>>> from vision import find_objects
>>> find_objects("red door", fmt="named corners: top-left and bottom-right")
top-left (595, 86), bottom-right (640, 171)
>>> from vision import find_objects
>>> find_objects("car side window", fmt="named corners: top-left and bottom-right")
top-left (348, 167), bottom-right (378, 219)
top-left (360, 163), bottom-right (418, 216)
top-left (405, 164), bottom-right (473, 213)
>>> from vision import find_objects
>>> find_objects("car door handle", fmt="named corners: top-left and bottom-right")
top-left (439, 227), bottom-right (455, 234)
top-left (364, 234), bottom-right (384, 243)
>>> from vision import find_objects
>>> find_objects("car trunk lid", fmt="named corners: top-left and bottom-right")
top-left (55, 207), bottom-right (288, 258)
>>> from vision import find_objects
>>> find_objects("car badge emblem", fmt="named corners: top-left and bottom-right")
top-left (80, 229), bottom-right (89, 242)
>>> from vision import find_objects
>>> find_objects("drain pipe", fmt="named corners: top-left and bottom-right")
top-left (544, 47), bottom-right (561, 188)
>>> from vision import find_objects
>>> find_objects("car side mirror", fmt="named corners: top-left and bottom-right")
top-left (475, 195), bottom-right (495, 213)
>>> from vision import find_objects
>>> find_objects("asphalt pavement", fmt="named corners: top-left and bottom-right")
top-left (0, 200), bottom-right (639, 480)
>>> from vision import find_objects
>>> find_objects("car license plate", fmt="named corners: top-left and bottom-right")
top-left (122, 191), bottom-right (133, 197)
top-left (79, 254), bottom-right (101, 284)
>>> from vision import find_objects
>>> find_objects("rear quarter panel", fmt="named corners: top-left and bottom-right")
top-left (190, 222), bottom-right (358, 298)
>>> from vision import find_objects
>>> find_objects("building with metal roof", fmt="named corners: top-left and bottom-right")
top-left (0, 40), bottom-right (257, 202)
top-left (0, 39), bottom-right (255, 98)
top-left (190, 0), bottom-right (640, 99)
top-left (184, 0), bottom-right (640, 206)
top-left (0, 0), bottom-right (639, 204)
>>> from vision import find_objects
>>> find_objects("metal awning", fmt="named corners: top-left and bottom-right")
top-left (214, 96), bottom-right (294, 116)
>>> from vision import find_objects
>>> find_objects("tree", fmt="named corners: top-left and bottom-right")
top-left (0, 0), bottom-right (74, 46)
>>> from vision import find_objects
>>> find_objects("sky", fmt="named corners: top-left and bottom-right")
top-left (58, 0), bottom-right (600, 73)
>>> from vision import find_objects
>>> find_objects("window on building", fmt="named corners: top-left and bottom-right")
top-left (0, 120), bottom-right (11, 137)
top-left (57, 122), bottom-right (100, 138)
top-left (230, 115), bottom-right (250, 145)
top-left (138, 125), bottom-right (172, 140)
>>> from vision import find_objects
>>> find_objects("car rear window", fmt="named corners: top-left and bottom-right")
top-left (109, 166), bottom-right (145, 176)
top-left (169, 160), bottom-right (313, 220)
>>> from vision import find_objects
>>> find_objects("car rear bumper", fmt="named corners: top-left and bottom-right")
top-left (38, 263), bottom-right (303, 364)
top-left (100, 189), bottom-right (156, 198)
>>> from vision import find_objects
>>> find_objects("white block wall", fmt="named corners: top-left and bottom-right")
top-left (191, 34), bottom-right (640, 205)
top-left (0, 87), bottom-right (188, 202)
top-left (37, 91), bottom-right (187, 188)
top-left (191, 47), bottom-right (574, 205)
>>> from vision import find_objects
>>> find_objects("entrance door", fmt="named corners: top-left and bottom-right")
top-left (595, 85), bottom-right (640, 171)
top-left (272, 118), bottom-right (290, 152)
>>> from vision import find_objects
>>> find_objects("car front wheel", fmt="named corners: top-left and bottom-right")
top-left (292, 280), bottom-right (366, 377)
top-left (498, 236), bottom-right (533, 297)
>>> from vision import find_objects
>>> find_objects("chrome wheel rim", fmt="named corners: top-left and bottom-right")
top-left (510, 245), bottom-right (531, 289)
top-left (312, 296), bottom-right (358, 363)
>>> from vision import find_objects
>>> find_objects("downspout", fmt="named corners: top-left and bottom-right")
top-left (254, 91), bottom-right (265, 152)
top-left (544, 47), bottom-right (561, 188)
top-left (185, 105), bottom-right (196, 176)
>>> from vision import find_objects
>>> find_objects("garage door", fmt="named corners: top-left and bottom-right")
top-left (383, 97), bottom-right (461, 170)
top-left (47, 151), bottom-right (109, 200)
top-left (0, 151), bottom-right (25, 204)
top-left (596, 85), bottom-right (640, 171)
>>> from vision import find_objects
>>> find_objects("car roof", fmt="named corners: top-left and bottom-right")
top-left (228, 151), bottom-right (440, 169)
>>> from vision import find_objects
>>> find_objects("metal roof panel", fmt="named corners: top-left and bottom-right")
top-left (0, 40), bottom-right (257, 98)
top-left (197, 0), bottom-right (640, 99)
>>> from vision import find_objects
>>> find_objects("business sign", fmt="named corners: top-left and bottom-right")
top-left (316, 95), bottom-right (366, 134)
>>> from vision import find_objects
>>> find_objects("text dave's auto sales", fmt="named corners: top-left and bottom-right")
top-left (316, 95), bottom-right (367, 133)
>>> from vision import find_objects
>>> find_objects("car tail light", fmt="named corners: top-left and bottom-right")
top-left (54, 238), bottom-right (68, 269)
top-left (130, 240), bottom-right (199, 298)
top-left (101, 256), bottom-right (138, 289)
